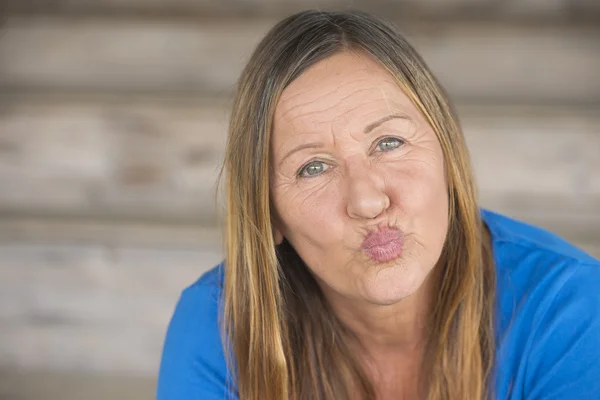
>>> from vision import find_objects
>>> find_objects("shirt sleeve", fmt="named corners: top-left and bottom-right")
top-left (156, 283), bottom-right (236, 400)
top-left (524, 262), bottom-right (600, 400)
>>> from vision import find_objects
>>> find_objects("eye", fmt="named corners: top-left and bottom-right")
top-left (375, 137), bottom-right (404, 152)
top-left (298, 161), bottom-right (329, 178)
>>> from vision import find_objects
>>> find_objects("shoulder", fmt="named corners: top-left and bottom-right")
top-left (482, 209), bottom-right (599, 315)
top-left (482, 209), bottom-right (600, 325)
top-left (157, 263), bottom-right (235, 399)
top-left (190, 262), bottom-right (226, 300)
top-left (483, 210), bottom-right (600, 398)
top-left (481, 208), bottom-right (597, 266)
top-left (170, 263), bottom-right (225, 338)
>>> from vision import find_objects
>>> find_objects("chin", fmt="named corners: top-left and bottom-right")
top-left (362, 262), bottom-right (427, 305)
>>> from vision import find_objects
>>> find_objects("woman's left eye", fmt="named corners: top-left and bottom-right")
top-left (375, 137), bottom-right (404, 152)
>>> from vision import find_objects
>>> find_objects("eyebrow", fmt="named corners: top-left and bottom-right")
top-left (279, 142), bottom-right (324, 167)
top-left (364, 113), bottom-right (411, 134)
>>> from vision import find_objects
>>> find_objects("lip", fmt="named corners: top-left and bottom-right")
top-left (361, 228), bottom-right (404, 263)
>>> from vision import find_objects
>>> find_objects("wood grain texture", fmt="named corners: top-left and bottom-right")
top-left (1, 17), bottom-right (599, 103)
top-left (0, 242), bottom-right (223, 373)
top-left (0, 369), bottom-right (154, 400)
top-left (0, 97), bottom-right (229, 223)
top-left (4, 0), bottom-right (599, 19)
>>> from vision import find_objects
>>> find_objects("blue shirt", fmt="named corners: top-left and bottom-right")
top-left (157, 210), bottom-right (600, 399)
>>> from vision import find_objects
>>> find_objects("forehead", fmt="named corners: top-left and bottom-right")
top-left (274, 51), bottom-right (416, 127)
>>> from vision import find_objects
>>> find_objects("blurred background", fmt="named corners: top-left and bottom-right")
top-left (0, 0), bottom-right (598, 399)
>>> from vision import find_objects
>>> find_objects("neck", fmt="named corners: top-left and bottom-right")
top-left (325, 273), bottom-right (436, 400)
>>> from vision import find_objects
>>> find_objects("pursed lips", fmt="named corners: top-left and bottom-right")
top-left (361, 228), bottom-right (404, 263)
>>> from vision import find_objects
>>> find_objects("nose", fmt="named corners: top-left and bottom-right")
top-left (345, 160), bottom-right (390, 220)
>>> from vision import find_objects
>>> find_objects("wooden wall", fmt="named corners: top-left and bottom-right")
top-left (0, 1), bottom-right (599, 397)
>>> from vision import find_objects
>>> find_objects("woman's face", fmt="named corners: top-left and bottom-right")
top-left (270, 51), bottom-right (448, 306)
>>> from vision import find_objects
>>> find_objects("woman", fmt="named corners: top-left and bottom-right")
top-left (157, 10), bottom-right (600, 400)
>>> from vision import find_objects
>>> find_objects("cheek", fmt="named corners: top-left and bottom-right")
top-left (386, 155), bottom-right (447, 214)
top-left (273, 180), bottom-right (344, 239)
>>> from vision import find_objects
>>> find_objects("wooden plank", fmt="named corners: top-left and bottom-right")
top-left (1, 17), bottom-right (599, 103)
top-left (0, 17), bottom-right (271, 96)
top-left (0, 369), bottom-right (154, 400)
top-left (460, 105), bottom-right (600, 197)
top-left (0, 242), bottom-right (222, 373)
top-left (4, 0), bottom-right (599, 20)
top-left (0, 97), bottom-right (229, 223)
top-left (498, 0), bottom-right (600, 18)
top-left (0, 215), bottom-right (223, 247)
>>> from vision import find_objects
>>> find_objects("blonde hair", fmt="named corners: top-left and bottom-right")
top-left (222, 10), bottom-right (496, 400)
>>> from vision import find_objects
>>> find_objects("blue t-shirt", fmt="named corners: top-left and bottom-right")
top-left (157, 210), bottom-right (600, 399)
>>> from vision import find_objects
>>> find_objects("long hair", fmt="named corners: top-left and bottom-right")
top-left (222, 10), bottom-right (496, 400)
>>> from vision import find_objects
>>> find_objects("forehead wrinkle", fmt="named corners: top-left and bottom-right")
top-left (330, 104), bottom-right (383, 139)
top-left (278, 87), bottom-right (332, 120)
top-left (280, 85), bottom-right (384, 127)
top-left (332, 96), bottom-right (389, 123)
top-left (379, 84), bottom-right (394, 115)
top-left (278, 75), bottom-right (383, 120)
top-left (281, 107), bottom-right (335, 132)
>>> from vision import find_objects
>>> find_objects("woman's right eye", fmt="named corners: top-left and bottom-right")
top-left (298, 161), bottom-right (329, 178)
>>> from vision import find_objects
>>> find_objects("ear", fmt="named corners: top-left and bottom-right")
top-left (271, 210), bottom-right (284, 245)
top-left (273, 226), bottom-right (284, 246)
